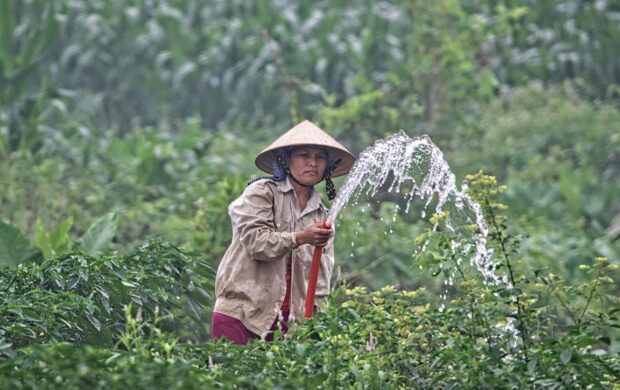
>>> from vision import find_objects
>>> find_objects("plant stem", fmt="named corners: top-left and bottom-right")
top-left (454, 256), bottom-right (494, 347)
top-left (485, 196), bottom-right (529, 361)
top-left (577, 269), bottom-right (601, 329)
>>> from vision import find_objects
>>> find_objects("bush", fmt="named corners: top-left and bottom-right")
top-left (2, 283), bottom-right (618, 388)
top-left (0, 240), bottom-right (215, 358)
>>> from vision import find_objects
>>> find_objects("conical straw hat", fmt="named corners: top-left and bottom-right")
top-left (255, 120), bottom-right (356, 177)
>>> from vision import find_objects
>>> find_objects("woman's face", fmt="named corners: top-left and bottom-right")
top-left (287, 146), bottom-right (328, 186)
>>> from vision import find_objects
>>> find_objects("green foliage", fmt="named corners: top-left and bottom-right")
top-left (0, 0), bottom-right (61, 153)
top-left (3, 0), bottom-right (616, 140)
top-left (0, 0), bottom-right (58, 104)
top-left (1, 282), bottom-right (618, 388)
top-left (0, 213), bottom-right (118, 265)
top-left (34, 216), bottom-right (73, 260)
top-left (0, 240), bottom-right (215, 359)
top-left (189, 176), bottom-right (247, 260)
top-left (334, 201), bottom-right (425, 290)
top-left (0, 219), bottom-right (39, 267)
top-left (76, 212), bottom-right (118, 257)
top-left (454, 87), bottom-right (620, 185)
top-left (0, 343), bottom-right (216, 389)
top-left (1, 174), bottom-right (618, 388)
top-left (0, 118), bottom-right (254, 262)
top-left (485, 0), bottom-right (620, 102)
top-left (451, 87), bottom-right (620, 278)
top-left (0, 0), bottom-right (619, 386)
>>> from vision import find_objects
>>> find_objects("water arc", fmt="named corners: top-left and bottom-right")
top-left (328, 130), bottom-right (505, 285)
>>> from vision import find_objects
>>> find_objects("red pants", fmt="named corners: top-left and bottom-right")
top-left (211, 311), bottom-right (289, 344)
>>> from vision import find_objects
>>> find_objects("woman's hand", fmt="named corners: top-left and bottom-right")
top-left (294, 222), bottom-right (333, 247)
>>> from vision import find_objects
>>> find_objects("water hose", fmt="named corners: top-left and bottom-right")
top-left (304, 222), bottom-right (329, 319)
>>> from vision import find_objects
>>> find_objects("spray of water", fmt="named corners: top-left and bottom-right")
top-left (328, 130), bottom-right (505, 285)
top-left (327, 131), bottom-right (518, 347)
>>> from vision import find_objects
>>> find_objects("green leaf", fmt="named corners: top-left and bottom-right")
top-left (0, 219), bottom-right (39, 267)
top-left (77, 212), bottom-right (118, 257)
top-left (560, 349), bottom-right (572, 364)
top-left (35, 217), bottom-right (73, 259)
top-left (527, 358), bottom-right (537, 372)
top-left (105, 352), bottom-right (122, 364)
top-left (16, 2), bottom-right (57, 72)
top-left (34, 219), bottom-right (53, 259)
top-left (87, 313), bottom-right (101, 332)
top-left (7, 308), bottom-right (23, 315)
top-left (49, 216), bottom-right (73, 253)
top-left (0, 337), bottom-right (15, 359)
top-left (508, 6), bottom-right (528, 20)
top-left (121, 280), bottom-right (138, 288)
top-left (187, 297), bottom-right (202, 318)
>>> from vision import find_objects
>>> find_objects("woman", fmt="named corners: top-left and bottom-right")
top-left (211, 120), bottom-right (355, 344)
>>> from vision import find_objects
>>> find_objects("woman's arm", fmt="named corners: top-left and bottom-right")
top-left (230, 183), bottom-right (296, 261)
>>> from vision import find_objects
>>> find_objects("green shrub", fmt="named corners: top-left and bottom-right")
top-left (2, 282), bottom-right (618, 388)
top-left (0, 240), bottom-right (214, 358)
top-left (450, 87), bottom-right (620, 280)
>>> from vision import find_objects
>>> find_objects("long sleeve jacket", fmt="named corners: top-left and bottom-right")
top-left (213, 176), bottom-right (335, 338)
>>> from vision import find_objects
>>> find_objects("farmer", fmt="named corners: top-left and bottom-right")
top-left (211, 120), bottom-right (355, 344)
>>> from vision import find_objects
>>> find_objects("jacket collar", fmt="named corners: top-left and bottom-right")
top-left (278, 176), bottom-right (324, 217)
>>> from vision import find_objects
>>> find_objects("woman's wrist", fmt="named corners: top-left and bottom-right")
top-left (294, 231), bottom-right (306, 246)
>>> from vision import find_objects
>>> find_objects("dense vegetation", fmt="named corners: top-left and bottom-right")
top-left (1, 0), bottom-right (619, 388)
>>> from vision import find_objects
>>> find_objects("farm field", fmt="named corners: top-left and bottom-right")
top-left (1, 1), bottom-right (619, 388)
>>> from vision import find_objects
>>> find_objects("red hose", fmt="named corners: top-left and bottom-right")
top-left (304, 222), bottom-right (329, 319)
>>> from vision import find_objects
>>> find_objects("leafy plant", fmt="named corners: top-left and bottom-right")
top-left (0, 219), bottom-right (40, 267)
top-left (0, 213), bottom-right (118, 266)
top-left (0, 0), bottom-right (61, 153)
top-left (2, 280), bottom-right (618, 388)
top-left (34, 216), bottom-right (73, 260)
top-left (0, 240), bottom-right (215, 357)
top-left (76, 212), bottom-right (118, 257)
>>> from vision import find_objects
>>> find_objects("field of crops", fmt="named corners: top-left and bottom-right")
top-left (1, 1), bottom-right (619, 388)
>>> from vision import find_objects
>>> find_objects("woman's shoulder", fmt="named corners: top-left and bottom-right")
top-left (242, 178), bottom-right (280, 198)
top-left (246, 178), bottom-right (279, 190)
top-left (229, 179), bottom-right (278, 212)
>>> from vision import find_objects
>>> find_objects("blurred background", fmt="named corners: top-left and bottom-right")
top-left (1, 0), bottom-right (619, 290)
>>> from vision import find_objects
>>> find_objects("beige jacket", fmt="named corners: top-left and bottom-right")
top-left (213, 176), bottom-right (335, 338)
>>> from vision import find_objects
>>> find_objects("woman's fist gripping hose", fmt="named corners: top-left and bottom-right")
top-left (295, 222), bottom-right (333, 247)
